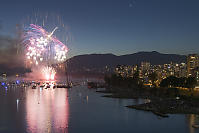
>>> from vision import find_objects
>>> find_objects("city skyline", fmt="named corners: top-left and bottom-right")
top-left (0, 0), bottom-right (199, 57)
top-left (1, 1), bottom-right (199, 133)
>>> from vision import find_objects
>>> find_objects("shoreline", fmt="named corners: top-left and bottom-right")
top-left (96, 88), bottom-right (199, 117)
top-left (126, 99), bottom-right (199, 116)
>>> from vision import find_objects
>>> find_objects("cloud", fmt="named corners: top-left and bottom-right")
top-left (0, 34), bottom-right (30, 75)
top-left (0, 35), bottom-right (23, 66)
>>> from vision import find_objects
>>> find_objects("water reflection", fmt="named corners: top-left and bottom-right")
top-left (25, 88), bottom-right (69, 133)
top-left (186, 114), bottom-right (199, 133)
top-left (1, 83), bottom-right (199, 133)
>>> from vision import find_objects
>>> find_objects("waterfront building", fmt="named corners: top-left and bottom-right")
top-left (187, 54), bottom-right (199, 77)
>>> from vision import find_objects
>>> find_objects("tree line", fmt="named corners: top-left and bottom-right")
top-left (104, 72), bottom-right (197, 89)
top-left (160, 76), bottom-right (197, 89)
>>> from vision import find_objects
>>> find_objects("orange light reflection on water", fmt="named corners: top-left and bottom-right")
top-left (25, 87), bottom-right (69, 133)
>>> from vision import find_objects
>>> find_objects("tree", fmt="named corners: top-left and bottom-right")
top-left (132, 70), bottom-right (140, 85)
top-left (103, 71), bottom-right (143, 89)
top-left (185, 77), bottom-right (197, 89)
top-left (104, 75), bottom-right (111, 86)
top-left (149, 72), bottom-right (158, 87)
top-left (159, 76), bottom-right (197, 89)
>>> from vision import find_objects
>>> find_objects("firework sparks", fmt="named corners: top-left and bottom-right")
top-left (22, 24), bottom-right (68, 80)
top-left (42, 66), bottom-right (56, 80)
top-left (23, 24), bottom-right (68, 66)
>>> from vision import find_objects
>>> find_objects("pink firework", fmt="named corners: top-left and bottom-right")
top-left (22, 24), bottom-right (68, 66)
top-left (22, 24), bottom-right (69, 80)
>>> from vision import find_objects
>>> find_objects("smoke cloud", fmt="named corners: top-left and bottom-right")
top-left (0, 31), bottom-right (30, 76)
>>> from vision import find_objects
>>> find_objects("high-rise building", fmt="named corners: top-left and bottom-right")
top-left (173, 63), bottom-right (187, 78)
top-left (187, 54), bottom-right (199, 77)
top-left (179, 63), bottom-right (187, 77)
top-left (140, 62), bottom-right (151, 82)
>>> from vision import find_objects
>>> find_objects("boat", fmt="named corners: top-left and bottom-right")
top-left (46, 85), bottom-right (50, 88)
top-left (192, 124), bottom-right (199, 128)
top-left (56, 83), bottom-right (72, 88)
top-left (32, 85), bottom-right (37, 89)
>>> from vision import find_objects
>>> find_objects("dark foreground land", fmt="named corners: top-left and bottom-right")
top-left (94, 74), bottom-right (199, 117)
top-left (97, 87), bottom-right (199, 117)
top-left (127, 99), bottom-right (199, 117)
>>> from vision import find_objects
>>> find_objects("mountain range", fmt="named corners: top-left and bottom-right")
top-left (0, 51), bottom-right (187, 76)
top-left (66, 51), bottom-right (187, 73)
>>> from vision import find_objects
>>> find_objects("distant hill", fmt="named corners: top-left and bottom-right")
top-left (66, 51), bottom-right (186, 73)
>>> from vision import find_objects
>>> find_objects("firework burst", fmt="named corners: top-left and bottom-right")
top-left (23, 24), bottom-right (68, 66)
top-left (42, 66), bottom-right (56, 80)
top-left (22, 24), bottom-right (69, 80)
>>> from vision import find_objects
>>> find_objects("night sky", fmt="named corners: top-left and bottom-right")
top-left (0, 0), bottom-right (199, 57)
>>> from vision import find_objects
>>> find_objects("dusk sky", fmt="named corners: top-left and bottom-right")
top-left (0, 0), bottom-right (199, 57)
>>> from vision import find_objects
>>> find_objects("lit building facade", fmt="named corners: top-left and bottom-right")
top-left (187, 54), bottom-right (199, 77)
top-left (115, 61), bottom-right (188, 85)
top-left (115, 65), bottom-right (138, 77)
